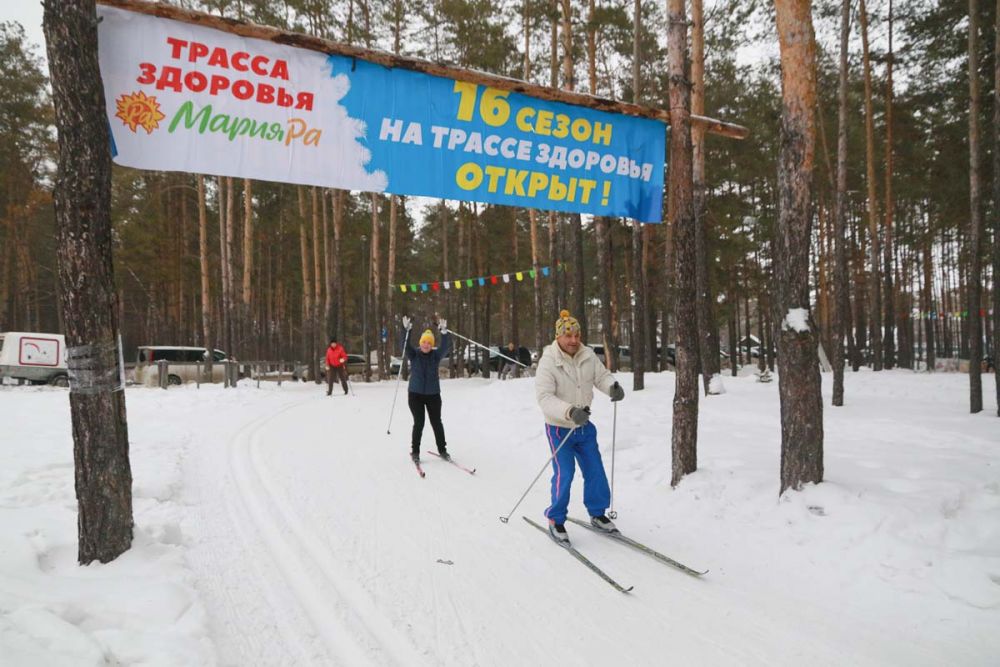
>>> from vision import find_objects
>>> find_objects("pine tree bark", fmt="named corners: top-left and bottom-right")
top-left (226, 177), bottom-right (237, 355)
top-left (370, 193), bottom-right (383, 380)
top-left (832, 0), bottom-right (850, 405)
top-left (993, 0), bottom-right (1000, 415)
top-left (967, 0), bottom-right (984, 413)
top-left (668, 0), bottom-right (699, 487)
top-left (858, 0), bottom-right (883, 371)
top-left (43, 0), bottom-right (134, 564)
top-left (774, 0), bottom-right (824, 495)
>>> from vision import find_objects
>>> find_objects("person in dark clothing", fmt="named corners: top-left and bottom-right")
top-left (325, 338), bottom-right (349, 395)
top-left (401, 316), bottom-right (450, 463)
top-left (499, 342), bottom-right (518, 380)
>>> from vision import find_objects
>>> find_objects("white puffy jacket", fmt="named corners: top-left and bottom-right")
top-left (535, 341), bottom-right (617, 428)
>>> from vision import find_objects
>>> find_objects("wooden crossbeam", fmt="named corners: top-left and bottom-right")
top-left (98, 0), bottom-right (749, 140)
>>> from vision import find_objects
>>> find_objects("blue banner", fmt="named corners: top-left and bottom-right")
top-left (329, 56), bottom-right (666, 222)
top-left (97, 6), bottom-right (665, 222)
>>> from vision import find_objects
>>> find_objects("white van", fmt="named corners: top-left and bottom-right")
top-left (0, 332), bottom-right (69, 386)
top-left (133, 346), bottom-right (229, 386)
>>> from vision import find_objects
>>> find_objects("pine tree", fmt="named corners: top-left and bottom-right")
top-left (774, 0), bottom-right (824, 494)
top-left (43, 0), bottom-right (134, 564)
top-left (668, 0), bottom-right (698, 487)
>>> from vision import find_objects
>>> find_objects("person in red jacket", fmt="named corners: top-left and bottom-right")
top-left (325, 338), bottom-right (349, 396)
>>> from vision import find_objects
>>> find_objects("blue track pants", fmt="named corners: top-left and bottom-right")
top-left (543, 422), bottom-right (610, 524)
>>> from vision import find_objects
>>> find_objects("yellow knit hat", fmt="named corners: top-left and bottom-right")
top-left (555, 309), bottom-right (581, 336)
top-left (419, 329), bottom-right (436, 346)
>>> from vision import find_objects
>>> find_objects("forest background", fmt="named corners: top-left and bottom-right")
top-left (1, 0), bottom-right (997, 391)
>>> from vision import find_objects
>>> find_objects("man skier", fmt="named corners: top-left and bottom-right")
top-left (325, 338), bottom-right (349, 396)
top-left (535, 309), bottom-right (625, 545)
top-left (401, 316), bottom-right (450, 464)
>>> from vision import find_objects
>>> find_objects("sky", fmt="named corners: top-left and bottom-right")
top-left (4, 1), bottom-right (46, 61)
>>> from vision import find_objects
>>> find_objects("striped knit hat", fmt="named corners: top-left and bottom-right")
top-left (419, 329), bottom-right (436, 346)
top-left (555, 309), bottom-right (581, 336)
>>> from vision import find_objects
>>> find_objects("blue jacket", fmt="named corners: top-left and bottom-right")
top-left (403, 328), bottom-right (450, 395)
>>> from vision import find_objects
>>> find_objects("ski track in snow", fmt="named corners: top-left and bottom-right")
top-left (184, 395), bottom-right (426, 666)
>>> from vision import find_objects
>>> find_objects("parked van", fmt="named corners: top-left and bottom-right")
top-left (0, 332), bottom-right (69, 386)
top-left (133, 346), bottom-right (229, 386)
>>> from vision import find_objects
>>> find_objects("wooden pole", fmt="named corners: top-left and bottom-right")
top-left (97, 0), bottom-right (748, 140)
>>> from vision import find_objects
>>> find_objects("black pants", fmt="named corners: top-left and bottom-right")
top-left (408, 392), bottom-right (446, 454)
top-left (326, 365), bottom-right (348, 394)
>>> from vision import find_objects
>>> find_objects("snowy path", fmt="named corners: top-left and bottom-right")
top-left (177, 372), bottom-right (998, 666)
top-left (3, 370), bottom-right (998, 665)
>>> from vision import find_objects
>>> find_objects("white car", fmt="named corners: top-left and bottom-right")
top-left (133, 346), bottom-right (229, 386)
top-left (0, 331), bottom-right (69, 386)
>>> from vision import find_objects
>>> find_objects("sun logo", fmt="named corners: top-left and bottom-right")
top-left (114, 91), bottom-right (166, 134)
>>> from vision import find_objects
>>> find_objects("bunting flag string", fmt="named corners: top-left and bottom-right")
top-left (909, 308), bottom-right (995, 320)
top-left (396, 263), bottom-right (566, 294)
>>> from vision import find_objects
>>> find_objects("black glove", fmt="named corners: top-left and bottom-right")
top-left (610, 382), bottom-right (625, 402)
top-left (568, 406), bottom-right (591, 426)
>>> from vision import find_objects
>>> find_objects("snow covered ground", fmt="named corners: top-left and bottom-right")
top-left (1, 369), bottom-right (998, 666)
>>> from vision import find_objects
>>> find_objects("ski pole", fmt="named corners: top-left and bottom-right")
top-left (608, 401), bottom-right (618, 520)
top-left (499, 426), bottom-right (576, 524)
top-left (447, 328), bottom-right (528, 368)
top-left (386, 326), bottom-right (410, 434)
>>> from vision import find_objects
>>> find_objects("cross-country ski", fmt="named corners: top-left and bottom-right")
top-left (566, 517), bottom-right (708, 577)
top-left (523, 516), bottom-right (633, 594)
top-left (427, 451), bottom-right (477, 475)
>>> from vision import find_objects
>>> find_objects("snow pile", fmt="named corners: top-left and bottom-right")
top-left (2, 369), bottom-right (998, 665)
top-left (782, 307), bottom-right (811, 332)
top-left (707, 373), bottom-right (726, 394)
top-left (0, 387), bottom-right (214, 666)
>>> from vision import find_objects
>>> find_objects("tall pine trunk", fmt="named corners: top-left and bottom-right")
top-left (967, 0), bottom-right (984, 413)
top-left (334, 190), bottom-right (345, 342)
top-left (43, 0), bottom-right (134, 564)
top-left (311, 188), bottom-right (323, 380)
top-left (832, 0), bottom-right (850, 405)
top-left (631, 0), bottom-right (646, 390)
top-left (225, 177), bottom-right (236, 356)
top-left (858, 0), bottom-right (883, 371)
top-left (774, 0), bottom-right (824, 495)
top-left (993, 0), bottom-right (1000, 415)
top-left (197, 175), bottom-right (213, 378)
top-left (668, 0), bottom-right (699, 487)
top-left (691, 0), bottom-right (722, 394)
top-left (559, 0), bottom-right (586, 334)
top-left (882, 1), bottom-right (896, 369)
top-left (298, 187), bottom-right (313, 374)
top-left (588, 0), bottom-right (615, 369)
top-left (370, 193), bottom-right (383, 380)
top-left (242, 178), bottom-right (254, 357)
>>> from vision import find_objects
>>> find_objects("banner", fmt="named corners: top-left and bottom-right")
top-left (96, 5), bottom-right (666, 222)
